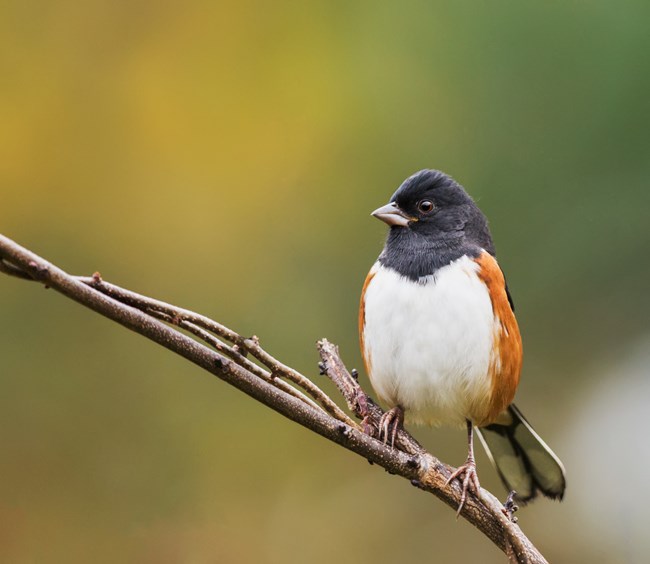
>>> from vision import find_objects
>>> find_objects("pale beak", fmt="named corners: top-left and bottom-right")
top-left (371, 202), bottom-right (412, 227)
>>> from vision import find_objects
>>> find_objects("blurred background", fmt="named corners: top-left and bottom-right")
top-left (1, 1), bottom-right (649, 562)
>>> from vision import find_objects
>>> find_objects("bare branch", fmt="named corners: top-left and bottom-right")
top-left (0, 234), bottom-right (547, 564)
top-left (74, 274), bottom-right (355, 427)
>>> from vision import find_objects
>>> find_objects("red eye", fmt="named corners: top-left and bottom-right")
top-left (418, 200), bottom-right (434, 213)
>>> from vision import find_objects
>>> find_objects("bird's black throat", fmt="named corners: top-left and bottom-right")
top-left (378, 226), bottom-right (484, 281)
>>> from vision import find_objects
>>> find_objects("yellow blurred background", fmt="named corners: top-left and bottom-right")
top-left (1, 1), bottom-right (649, 562)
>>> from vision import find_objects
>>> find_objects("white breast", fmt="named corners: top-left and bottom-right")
top-left (362, 256), bottom-right (497, 427)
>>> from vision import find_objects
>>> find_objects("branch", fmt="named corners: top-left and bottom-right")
top-left (0, 234), bottom-right (547, 564)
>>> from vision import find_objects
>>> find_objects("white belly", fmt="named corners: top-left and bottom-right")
top-left (362, 256), bottom-right (496, 427)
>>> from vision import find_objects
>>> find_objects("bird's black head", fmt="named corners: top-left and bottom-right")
top-left (372, 169), bottom-right (496, 278)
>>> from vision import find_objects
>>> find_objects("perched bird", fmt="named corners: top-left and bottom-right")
top-left (359, 169), bottom-right (566, 511)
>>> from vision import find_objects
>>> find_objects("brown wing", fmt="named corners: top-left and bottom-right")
top-left (474, 252), bottom-right (523, 424)
top-left (358, 268), bottom-right (376, 376)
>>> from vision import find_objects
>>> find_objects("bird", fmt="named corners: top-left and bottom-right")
top-left (359, 169), bottom-right (566, 512)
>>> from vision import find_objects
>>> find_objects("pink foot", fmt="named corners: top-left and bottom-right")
top-left (378, 406), bottom-right (404, 447)
top-left (446, 458), bottom-right (481, 516)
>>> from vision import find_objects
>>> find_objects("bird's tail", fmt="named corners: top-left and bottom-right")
top-left (476, 404), bottom-right (566, 504)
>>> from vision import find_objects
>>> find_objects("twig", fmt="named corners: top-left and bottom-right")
top-left (167, 314), bottom-right (326, 414)
top-left (0, 234), bottom-right (548, 564)
top-left (317, 340), bottom-right (425, 455)
top-left (75, 275), bottom-right (355, 427)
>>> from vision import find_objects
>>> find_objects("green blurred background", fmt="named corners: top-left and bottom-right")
top-left (2, 1), bottom-right (649, 562)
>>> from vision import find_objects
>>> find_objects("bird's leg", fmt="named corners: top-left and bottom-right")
top-left (446, 420), bottom-right (481, 516)
top-left (378, 405), bottom-right (404, 448)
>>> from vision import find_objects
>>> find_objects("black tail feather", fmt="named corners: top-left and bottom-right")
top-left (476, 404), bottom-right (566, 504)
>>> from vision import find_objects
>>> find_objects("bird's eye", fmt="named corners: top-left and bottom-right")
top-left (418, 200), bottom-right (434, 213)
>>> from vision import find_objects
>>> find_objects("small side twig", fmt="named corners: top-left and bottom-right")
top-left (75, 275), bottom-right (356, 427)
top-left (317, 340), bottom-right (425, 456)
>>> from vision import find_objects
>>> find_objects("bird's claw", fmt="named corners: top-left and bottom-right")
top-left (446, 458), bottom-right (481, 517)
top-left (378, 406), bottom-right (404, 448)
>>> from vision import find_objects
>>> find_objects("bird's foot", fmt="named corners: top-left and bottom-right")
top-left (446, 457), bottom-right (481, 517)
top-left (502, 490), bottom-right (519, 523)
top-left (378, 406), bottom-right (404, 448)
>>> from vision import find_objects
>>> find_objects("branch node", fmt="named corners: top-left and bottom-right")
top-left (360, 417), bottom-right (375, 437)
top-left (350, 368), bottom-right (359, 380)
top-left (28, 260), bottom-right (50, 282)
top-left (406, 456), bottom-right (420, 470)
top-left (502, 491), bottom-right (519, 523)
top-left (354, 389), bottom-right (369, 418)
top-left (318, 361), bottom-right (327, 375)
top-left (231, 344), bottom-right (248, 358)
top-left (337, 423), bottom-right (352, 438)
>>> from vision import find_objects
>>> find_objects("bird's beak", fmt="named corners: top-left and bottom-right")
top-left (371, 202), bottom-right (412, 227)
